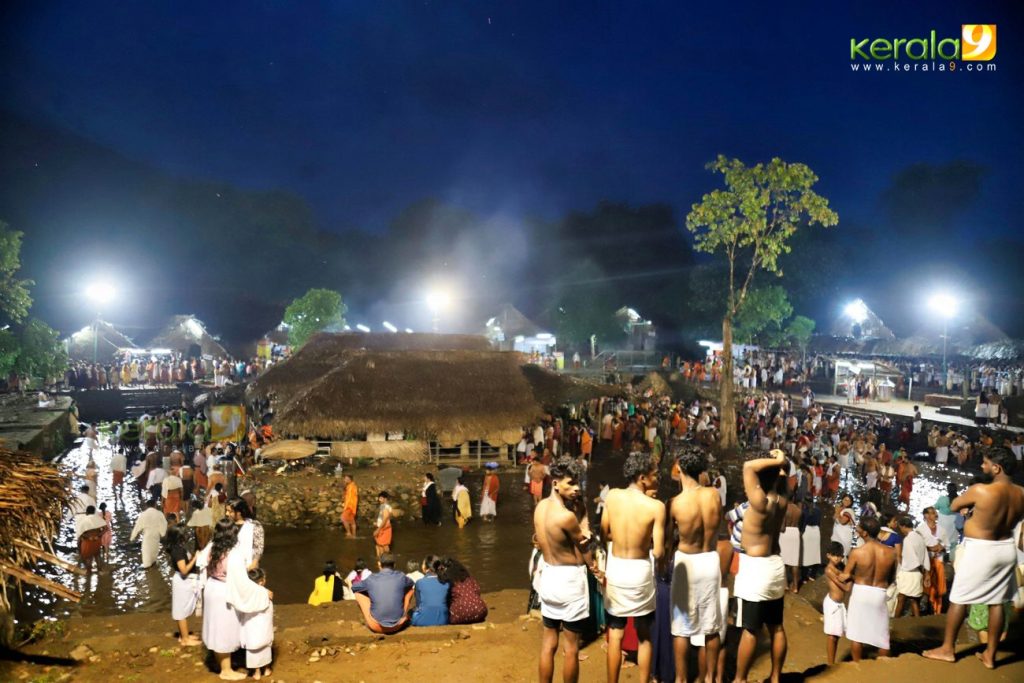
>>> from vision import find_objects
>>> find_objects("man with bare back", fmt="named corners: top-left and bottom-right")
top-left (840, 516), bottom-right (896, 660)
top-left (601, 452), bottom-right (665, 683)
top-left (734, 449), bottom-right (789, 683)
top-left (923, 448), bottom-right (1024, 669)
top-left (669, 450), bottom-right (723, 683)
top-left (534, 456), bottom-right (596, 683)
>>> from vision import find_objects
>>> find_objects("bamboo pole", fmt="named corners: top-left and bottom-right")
top-left (13, 540), bottom-right (86, 576)
top-left (0, 562), bottom-right (81, 602)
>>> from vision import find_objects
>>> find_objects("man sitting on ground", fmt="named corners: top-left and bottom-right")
top-left (351, 553), bottom-right (414, 634)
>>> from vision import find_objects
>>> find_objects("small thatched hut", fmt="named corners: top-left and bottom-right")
top-left (273, 350), bottom-right (541, 447)
top-left (0, 448), bottom-right (81, 643)
top-left (65, 319), bottom-right (139, 363)
top-left (520, 364), bottom-right (624, 408)
top-left (253, 332), bottom-right (492, 403)
top-left (148, 315), bottom-right (229, 359)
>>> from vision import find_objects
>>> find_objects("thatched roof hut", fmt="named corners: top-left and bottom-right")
top-left (148, 315), bottom-right (229, 358)
top-left (520, 364), bottom-right (624, 408)
top-left (636, 372), bottom-right (671, 397)
top-left (0, 448), bottom-right (81, 623)
top-left (253, 332), bottom-right (492, 402)
top-left (65, 320), bottom-right (139, 363)
top-left (273, 350), bottom-right (541, 445)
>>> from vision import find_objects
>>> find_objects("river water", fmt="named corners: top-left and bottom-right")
top-left (19, 432), bottom-right (974, 623)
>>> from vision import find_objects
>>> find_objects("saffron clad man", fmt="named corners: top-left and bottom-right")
top-left (923, 449), bottom-right (1024, 669)
top-left (534, 457), bottom-right (597, 683)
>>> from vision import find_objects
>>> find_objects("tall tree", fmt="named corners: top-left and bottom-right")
top-left (733, 285), bottom-right (793, 345)
top-left (283, 288), bottom-right (347, 348)
top-left (686, 156), bottom-right (838, 449)
top-left (784, 315), bottom-right (816, 367)
top-left (0, 222), bottom-right (33, 325)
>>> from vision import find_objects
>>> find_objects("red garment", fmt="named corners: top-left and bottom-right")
top-left (448, 577), bottom-right (488, 624)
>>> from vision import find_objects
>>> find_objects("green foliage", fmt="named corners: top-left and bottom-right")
top-left (283, 288), bottom-right (347, 348)
top-left (550, 260), bottom-right (626, 349)
top-left (733, 286), bottom-right (793, 344)
top-left (784, 315), bottom-right (816, 350)
top-left (0, 222), bottom-right (33, 324)
top-left (2, 319), bottom-right (69, 386)
top-left (686, 155), bottom-right (839, 314)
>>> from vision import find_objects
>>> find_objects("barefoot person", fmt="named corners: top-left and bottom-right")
top-left (601, 452), bottom-right (664, 683)
top-left (534, 456), bottom-right (596, 683)
top-left (923, 449), bottom-right (1024, 669)
top-left (779, 499), bottom-right (802, 593)
top-left (668, 450), bottom-right (723, 683)
top-left (822, 542), bottom-right (849, 665)
top-left (734, 449), bottom-right (790, 683)
top-left (840, 516), bottom-right (896, 661)
top-left (373, 491), bottom-right (393, 557)
top-left (341, 474), bottom-right (358, 538)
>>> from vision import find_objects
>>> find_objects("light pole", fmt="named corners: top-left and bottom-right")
top-left (85, 282), bottom-right (116, 363)
top-left (927, 293), bottom-right (957, 388)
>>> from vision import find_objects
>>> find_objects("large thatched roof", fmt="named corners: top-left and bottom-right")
top-left (253, 332), bottom-right (492, 401)
top-left (273, 350), bottom-right (541, 445)
top-left (520, 364), bottom-right (624, 407)
top-left (148, 315), bottom-right (229, 358)
top-left (65, 320), bottom-right (139, 363)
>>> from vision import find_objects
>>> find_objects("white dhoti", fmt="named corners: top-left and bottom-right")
top-left (479, 496), bottom-right (497, 517)
top-left (604, 551), bottom-right (656, 617)
top-left (670, 550), bottom-right (723, 638)
top-left (691, 587), bottom-right (729, 647)
top-left (801, 526), bottom-right (821, 566)
top-left (141, 531), bottom-right (162, 568)
top-left (935, 446), bottom-right (948, 464)
top-left (202, 578), bottom-right (241, 653)
top-left (734, 554), bottom-right (786, 602)
top-left (539, 564), bottom-right (589, 623)
top-left (896, 570), bottom-right (923, 598)
top-left (240, 602), bottom-right (274, 668)
top-left (822, 594), bottom-right (846, 637)
top-left (171, 573), bottom-right (200, 620)
top-left (780, 527), bottom-right (801, 567)
top-left (846, 584), bottom-right (889, 650)
top-left (866, 472), bottom-right (878, 490)
top-left (949, 537), bottom-right (1018, 605)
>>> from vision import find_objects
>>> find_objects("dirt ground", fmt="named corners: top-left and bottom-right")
top-left (3, 588), bottom-right (1021, 683)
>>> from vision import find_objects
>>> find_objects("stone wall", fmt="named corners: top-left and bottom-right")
top-left (248, 467), bottom-right (425, 528)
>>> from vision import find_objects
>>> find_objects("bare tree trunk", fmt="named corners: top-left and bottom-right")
top-left (718, 315), bottom-right (738, 451)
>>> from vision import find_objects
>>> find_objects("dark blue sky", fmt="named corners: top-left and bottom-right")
top-left (3, 1), bottom-right (1021, 236)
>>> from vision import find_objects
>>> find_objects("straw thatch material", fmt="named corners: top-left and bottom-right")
top-left (520, 364), bottom-right (624, 407)
top-left (636, 372), bottom-right (671, 397)
top-left (253, 332), bottom-right (492, 401)
top-left (260, 439), bottom-right (318, 460)
top-left (0, 448), bottom-right (75, 610)
top-left (148, 314), bottom-right (229, 358)
top-left (65, 320), bottom-right (139, 363)
top-left (329, 440), bottom-right (429, 461)
top-left (274, 350), bottom-right (541, 445)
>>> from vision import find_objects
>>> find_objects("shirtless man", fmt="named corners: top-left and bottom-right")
top-left (840, 517), bottom-right (896, 660)
top-left (529, 456), bottom-right (548, 506)
top-left (669, 450), bottom-right (722, 683)
top-left (601, 452), bottom-right (664, 683)
top-left (734, 449), bottom-right (790, 683)
top-left (534, 457), bottom-right (596, 683)
top-left (779, 500), bottom-right (802, 593)
top-left (923, 449), bottom-right (1024, 669)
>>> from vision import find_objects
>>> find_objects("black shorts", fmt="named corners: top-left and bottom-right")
top-left (605, 611), bottom-right (653, 631)
top-left (736, 596), bottom-right (784, 630)
top-left (542, 615), bottom-right (587, 634)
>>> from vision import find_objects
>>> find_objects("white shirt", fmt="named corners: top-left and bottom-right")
top-left (146, 467), bottom-right (166, 489)
top-left (916, 522), bottom-right (948, 558)
top-left (110, 452), bottom-right (126, 473)
top-left (901, 529), bottom-right (928, 572)
top-left (161, 474), bottom-right (183, 497)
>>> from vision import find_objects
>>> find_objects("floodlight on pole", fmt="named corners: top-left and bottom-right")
top-left (927, 292), bottom-right (959, 384)
top-left (382, 321), bottom-right (398, 333)
top-left (85, 281), bottom-right (117, 363)
top-left (425, 287), bottom-right (452, 333)
top-left (355, 324), bottom-right (371, 333)
top-left (844, 299), bottom-right (868, 324)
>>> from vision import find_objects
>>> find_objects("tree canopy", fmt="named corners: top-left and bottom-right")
top-left (283, 288), bottom-right (347, 348)
top-left (0, 222), bottom-right (33, 325)
top-left (733, 285), bottom-right (793, 345)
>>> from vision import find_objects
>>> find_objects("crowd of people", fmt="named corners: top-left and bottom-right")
top-left (62, 354), bottom-right (276, 391)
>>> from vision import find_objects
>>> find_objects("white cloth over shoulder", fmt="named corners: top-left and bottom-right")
top-left (949, 537), bottom-right (1018, 605)
top-left (846, 584), bottom-right (889, 650)
top-left (226, 546), bottom-right (270, 614)
top-left (604, 548), bottom-right (656, 617)
top-left (734, 553), bottom-right (786, 602)
top-left (539, 564), bottom-right (589, 623)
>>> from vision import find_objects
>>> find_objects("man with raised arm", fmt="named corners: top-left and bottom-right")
top-left (840, 516), bottom-right (896, 660)
top-left (601, 452), bottom-right (665, 683)
top-left (669, 450), bottom-right (723, 683)
top-left (923, 448), bottom-right (1024, 669)
top-left (534, 456), bottom-right (597, 683)
top-left (734, 449), bottom-right (790, 683)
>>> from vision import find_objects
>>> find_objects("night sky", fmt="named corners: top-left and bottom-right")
top-left (1, 1), bottom-right (1022, 343)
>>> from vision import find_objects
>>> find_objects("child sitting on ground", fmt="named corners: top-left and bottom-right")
top-left (241, 568), bottom-right (274, 680)
top-left (823, 541), bottom-right (850, 665)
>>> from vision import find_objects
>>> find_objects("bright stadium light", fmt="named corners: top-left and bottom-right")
top-left (356, 324), bottom-right (371, 333)
top-left (85, 281), bottom-right (117, 305)
top-left (425, 286), bottom-right (453, 332)
top-left (844, 299), bottom-right (868, 323)
top-left (382, 321), bottom-right (398, 333)
top-left (405, 328), bottom-right (414, 333)
top-left (928, 291), bottom-right (959, 383)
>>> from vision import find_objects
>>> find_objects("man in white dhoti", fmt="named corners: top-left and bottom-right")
top-left (779, 500), bottom-right (802, 593)
top-left (601, 452), bottom-right (664, 683)
top-left (894, 516), bottom-right (928, 618)
top-left (840, 516), bottom-right (896, 660)
top-left (533, 457), bottom-right (596, 683)
top-left (130, 499), bottom-right (167, 568)
top-left (923, 450), bottom-right (1024, 669)
top-left (669, 451), bottom-right (723, 683)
